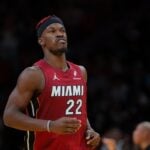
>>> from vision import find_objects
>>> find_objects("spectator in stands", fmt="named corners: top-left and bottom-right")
top-left (133, 121), bottom-right (150, 150)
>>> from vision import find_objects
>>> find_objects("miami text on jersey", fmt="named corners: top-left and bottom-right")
top-left (51, 85), bottom-right (84, 97)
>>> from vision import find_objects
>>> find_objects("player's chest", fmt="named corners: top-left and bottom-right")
top-left (47, 69), bottom-right (84, 85)
top-left (45, 70), bottom-right (86, 97)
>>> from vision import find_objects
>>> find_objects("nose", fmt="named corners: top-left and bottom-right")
top-left (56, 30), bottom-right (64, 37)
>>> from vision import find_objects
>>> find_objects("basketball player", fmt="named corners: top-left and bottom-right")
top-left (3, 15), bottom-right (100, 150)
top-left (133, 122), bottom-right (150, 150)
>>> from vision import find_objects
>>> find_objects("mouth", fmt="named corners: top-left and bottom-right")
top-left (56, 38), bottom-right (67, 44)
top-left (58, 39), bottom-right (66, 43)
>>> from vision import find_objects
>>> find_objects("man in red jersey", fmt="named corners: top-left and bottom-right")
top-left (3, 15), bottom-right (100, 150)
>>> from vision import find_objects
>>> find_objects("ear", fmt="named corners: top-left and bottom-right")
top-left (38, 37), bottom-right (45, 46)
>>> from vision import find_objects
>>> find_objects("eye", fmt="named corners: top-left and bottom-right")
top-left (47, 29), bottom-right (55, 33)
top-left (60, 28), bottom-right (66, 33)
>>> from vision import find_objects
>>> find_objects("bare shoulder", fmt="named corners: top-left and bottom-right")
top-left (18, 66), bottom-right (43, 81)
top-left (17, 66), bottom-right (44, 92)
top-left (78, 65), bottom-right (87, 81)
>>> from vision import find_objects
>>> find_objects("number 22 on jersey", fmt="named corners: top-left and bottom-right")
top-left (65, 99), bottom-right (82, 115)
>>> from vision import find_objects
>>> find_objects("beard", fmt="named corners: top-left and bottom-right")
top-left (50, 47), bottom-right (67, 56)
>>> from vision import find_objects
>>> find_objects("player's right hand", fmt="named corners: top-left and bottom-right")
top-left (49, 117), bottom-right (81, 134)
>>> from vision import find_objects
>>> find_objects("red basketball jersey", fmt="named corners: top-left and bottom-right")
top-left (24, 59), bottom-right (90, 150)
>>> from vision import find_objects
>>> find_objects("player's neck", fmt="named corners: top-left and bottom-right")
top-left (44, 53), bottom-right (68, 71)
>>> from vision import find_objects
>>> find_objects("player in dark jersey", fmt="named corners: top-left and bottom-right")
top-left (3, 15), bottom-right (100, 150)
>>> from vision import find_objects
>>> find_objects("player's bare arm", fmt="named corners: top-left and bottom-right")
top-left (3, 66), bottom-right (81, 133)
top-left (79, 65), bottom-right (101, 149)
top-left (3, 66), bottom-right (48, 131)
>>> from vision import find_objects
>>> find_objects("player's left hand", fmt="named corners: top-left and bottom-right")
top-left (86, 129), bottom-right (101, 149)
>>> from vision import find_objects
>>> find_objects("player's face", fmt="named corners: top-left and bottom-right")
top-left (133, 125), bottom-right (147, 145)
top-left (40, 23), bottom-right (67, 55)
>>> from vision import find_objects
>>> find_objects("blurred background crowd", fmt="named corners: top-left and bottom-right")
top-left (0, 0), bottom-right (150, 149)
